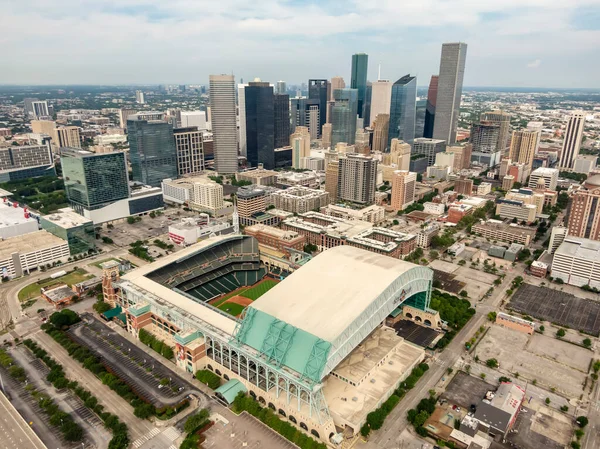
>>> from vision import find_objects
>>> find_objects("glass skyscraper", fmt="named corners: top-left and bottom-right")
top-left (245, 81), bottom-right (275, 169)
top-left (274, 93), bottom-right (290, 149)
top-left (350, 53), bottom-right (368, 119)
top-left (331, 88), bottom-right (358, 148)
top-left (127, 113), bottom-right (178, 187)
top-left (415, 99), bottom-right (427, 139)
top-left (388, 75), bottom-right (417, 148)
top-left (308, 79), bottom-right (328, 137)
top-left (61, 148), bottom-right (130, 212)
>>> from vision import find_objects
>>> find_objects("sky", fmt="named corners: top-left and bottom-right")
top-left (2, 0), bottom-right (600, 88)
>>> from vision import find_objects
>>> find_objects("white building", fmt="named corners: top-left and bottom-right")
top-left (192, 179), bottom-right (226, 214)
top-left (528, 167), bottom-right (559, 191)
top-left (82, 185), bottom-right (164, 224)
top-left (0, 230), bottom-right (70, 278)
top-left (435, 152), bottom-right (456, 171)
top-left (549, 226), bottom-right (568, 254)
top-left (552, 237), bottom-right (600, 288)
top-left (573, 155), bottom-right (598, 175)
top-left (135, 90), bottom-right (145, 104)
top-left (180, 111), bottom-right (207, 129)
top-left (94, 134), bottom-right (127, 145)
top-left (423, 202), bottom-right (445, 215)
top-left (168, 216), bottom-right (234, 246)
top-left (271, 186), bottom-right (329, 214)
top-left (321, 204), bottom-right (385, 224)
top-left (477, 182), bottom-right (492, 195)
top-left (0, 201), bottom-right (39, 239)
top-left (300, 157), bottom-right (325, 171)
top-left (559, 111), bottom-right (585, 169)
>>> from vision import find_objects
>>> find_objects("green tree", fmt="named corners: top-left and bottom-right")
top-left (576, 416), bottom-right (589, 428)
top-left (184, 409), bottom-right (210, 433)
top-left (556, 328), bottom-right (566, 338)
top-left (583, 338), bottom-right (592, 348)
top-left (486, 359), bottom-right (499, 369)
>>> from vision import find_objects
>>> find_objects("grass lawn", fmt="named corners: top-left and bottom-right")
top-left (240, 279), bottom-right (278, 300)
top-left (90, 258), bottom-right (119, 269)
top-left (18, 269), bottom-right (94, 302)
top-left (212, 287), bottom-right (249, 307)
top-left (218, 302), bottom-right (246, 317)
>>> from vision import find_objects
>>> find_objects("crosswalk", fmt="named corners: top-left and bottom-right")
top-left (132, 428), bottom-right (161, 448)
top-left (162, 426), bottom-right (181, 442)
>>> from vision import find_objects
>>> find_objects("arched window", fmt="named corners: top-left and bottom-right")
top-left (278, 409), bottom-right (286, 417)
top-left (405, 312), bottom-right (413, 319)
top-left (311, 429), bottom-right (320, 439)
top-left (268, 402), bottom-right (276, 410)
top-left (224, 374), bottom-right (230, 381)
top-left (300, 422), bottom-right (308, 431)
top-left (289, 416), bottom-right (297, 424)
top-left (415, 316), bottom-right (422, 322)
top-left (207, 364), bottom-right (213, 371)
top-left (424, 319), bottom-right (432, 326)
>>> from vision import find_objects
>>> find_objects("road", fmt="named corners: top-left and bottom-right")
top-left (584, 370), bottom-right (600, 449)
top-left (0, 390), bottom-right (48, 449)
top-left (362, 269), bottom-right (520, 448)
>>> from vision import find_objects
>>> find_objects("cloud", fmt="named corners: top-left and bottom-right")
top-left (527, 59), bottom-right (542, 68)
top-left (1, 0), bottom-right (599, 87)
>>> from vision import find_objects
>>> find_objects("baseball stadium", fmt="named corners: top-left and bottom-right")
top-left (115, 234), bottom-right (436, 444)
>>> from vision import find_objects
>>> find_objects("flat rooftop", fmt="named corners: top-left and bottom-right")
top-left (41, 207), bottom-right (92, 228)
top-left (0, 202), bottom-right (38, 228)
top-left (555, 236), bottom-right (600, 260)
top-left (250, 245), bottom-right (426, 343)
top-left (0, 230), bottom-right (66, 259)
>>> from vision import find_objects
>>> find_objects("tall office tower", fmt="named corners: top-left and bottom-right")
top-left (363, 83), bottom-right (372, 127)
top-left (446, 144), bottom-right (472, 170)
top-left (369, 80), bottom-right (392, 127)
top-left (174, 127), bottom-right (205, 176)
top-left (567, 188), bottom-right (600, 240)
top-left (337, 153), bottom-right (377, 205)
top-left (119, 108), bottom-right (137, 130)
top-left (244, 81), bottom-right (275, 169)
top-left (372, 114), bottom-right (390, 154)
top-left (127, 113), bottom-right (177, 187)
top-left (274, 94), bottom-right (290, 149)
top-left (31, 120), bottom-right (56, 136)
top-left (61, 148), bottom-right (129, 214)
top-left (23, 98), bottom-right (37, 116)
top-left (326, 101), bottom-right (335, 124)
top-left (290, 98), bottom-right (320, 138)
top-left (432, 42), bottom-right (468, 144)
top-left (54, 126), bottom-right (81, 149)
top-left (415, 99), bottom-right (427, 139)
top-left (470, 121), bottom-right (502, 167)
top-left (210, 75), bottom-right (238, 174)
top-left (290, 127), bottom-right (311, 169)
top-left (423, 75), bottom-right (438, 139)
top-left (325, 161), bottom-right (340, 201)
top-left (276, 81), bottom-right (287, 95)
top-left (25, 100), bottom-right (49, 119)
top-left (481, 111), bottom-right (511, 154)
top-left (355, 129), bottom-right (370, 155)
top-left (135, 90), bottom-right (145, 104)
top-left (330, 77), bottom-right (346, 101)
top-left (412, 138), bottom-right (446, 167)
top-left (559, 111), bottom-right (586, 169)
top-left (390, 170), bottom-right (417, 211)
top-left (331, 89), bottom-right (358, 147)
top-left (388, 75), bottom-right (417, 147)
top-left (309, 80), bottom-right (328, 137)
top-left (388, 138), bottom-right (411, 171)
top-left (237, 83), bottom-right (248, 157)
top-left (509, 130), bottom-right (540, 168)
top-left (322, 123), bottom-right (332, 149)
top-left (351, 53), bottom-right (368, 119)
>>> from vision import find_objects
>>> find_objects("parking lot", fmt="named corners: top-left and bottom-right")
top-left (510, 283), bottom-right (600, 336)
top-left (441, 371), bottom-right (495, 410)
top-left (393, 320), bottom-right (440, 347)
top-left (67, 314), bottom-right (200, 408)
top-left (429, 260), bottom-right (498, 300)
top-left (506, 405), bottom-right (571, 449)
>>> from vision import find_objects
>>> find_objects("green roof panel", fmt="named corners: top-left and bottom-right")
top-left (215, 379), bottom-right (247, 404)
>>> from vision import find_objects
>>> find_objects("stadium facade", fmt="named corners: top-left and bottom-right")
top-left (113, 235), bottom-right (434, 443)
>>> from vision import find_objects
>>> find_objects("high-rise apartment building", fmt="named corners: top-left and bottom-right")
top-left (330, 77), bottom-right (346, 101)
top-left (61, 148), bottom-right (129, 213)
top-left (350, 53), bottom-right (368, 119)
top-left (412, 138), bottom-right (446, 166)
top-left (309, 80), bottom-right (328, 137)
top-left (119, 108), bottom-right (137, 130)
top-left (31, 120), bottom-right (56, 137)
top-left (559, 111), bottom-right (586, 169)
top-left (354, 130), bottom-right (370, 155)
top-left (480, 111), bottom-right (511, 155)
top-left (245, 81), bottom-right (275, 169)
top-left (331, 88), bottom-right (358, 148)
top-left (322, 123), bottom-right (332, 149)
top-left (423, 75), bottom-right (438, 139)
top-left (192, 179), bottom-right (225, 213)
top-left (432, 43), bottom-right (467, 144)
top-left (338, 153), bottom-right (377, 205)
top-left (509, 129), bottom-right (540, 168)
top-left (470, 121), bottom-right (502, 167)
top-left (567, 188), bottom-right (600, 241)
top-left (30, 100), bottom-right (50, 119)
top-left (238, 83), bottom-right (248, 157)
top-left (210, 75), bottom-right (238, 174)
top-left (54, 126), bottom-right (81, 149)
top-left (274, 94), bottom-right (290, 149)
top-left (135, 90), bottom-right (145, 104)
top-left (127, 113), bottom-right (178, 187)
top-left (290, 127), bottom-right (311, 169)
top-left (454, 177), bottom-right (474, 196)
top-left (446, 144), bottom-right (472, 170)
top-left (387, 138), bottom-right (411, 171)
top-left (388, 75), bottom-right (417, 147)
top-left (290, 98), bottom-right (320, 139)
top-left (372, 114), bottom-right (390, 154)
top-left (174, 127), bottom-right (205, 176)
top-left (325, 161), bottom-right (340, 202)
top-left (369, 80), bottom-right (392, 127)
top-left (390, 170), bottom-right (416, 211)
top-left (275, 81), bottom-right (287, 95)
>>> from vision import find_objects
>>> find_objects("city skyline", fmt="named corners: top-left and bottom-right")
top-left (3, 1), bottom-right (600, 88)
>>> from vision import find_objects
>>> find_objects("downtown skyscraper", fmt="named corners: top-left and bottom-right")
top-left (432, 43), bottom-right (468, 144)
top-left (308, 79), bottom-right (328, 137)
top-left (331, 88), bottom-right (358, 148)
top-left (245, 81), bottom-right (275, 169)
top-left (388, 75), bottom-right (417, 147)
top-left (351, 53), bottom-right (368, 120)
top-left (423, 75), bottom-right (438, 139)
top-left (559, 111), bottom-right (586, 169)
top-left (210, 75), bottom-right (238, 173)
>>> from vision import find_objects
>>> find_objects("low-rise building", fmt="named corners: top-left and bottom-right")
top-left (320, 204), bottom-right (385, 224)
top-left (244, 224), bottom-right (306, 255)
top-left (528, 167), bottom-right (559, 190)
top-left (472, 383), bottom-right (525, 438)
top-left (552, 236), bottom-right (600, 288)
top-left (0, 201), bottom-right (39, 239)
top-left (496, 312), bottom-right (535, 335)
top-left (423, 202), bottom-right (445, 216)
top-left (448, 242), bottom-right (465, 256)
top-left (530, 260), bottom-right (548, 278)
top-left (471, 220), bottom-right (536, 245)
top-left (271, 186), bottom-right (329, 214)
top-left (0, 230), bottom-right (70, 278)
top-left (236, 168), bottom-right (279, 186)
top-left (276, 171), bottom-right (319, 188)
top-left (416, 224), bottom-right (440, 248)
top-left (447, 204), bottom-right (473, 224)
top-left (476, 182), bottom-right (492, 195)
top-left (40, 208), bottom-right (96, 255)
top-left (495, 199), bottom-right (537, 224)
top-left (168, 216), bottom-right (235, 246)
top-left (41, 284), bottom-right (78, 308)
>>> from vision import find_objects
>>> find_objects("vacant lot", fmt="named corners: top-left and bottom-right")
top-left (18, 269), bottom-right (94, 301)
top-left (429, 260), bottom-right (496, 299)
top-left (474, 325), bottom-right (589, 397)
top-left (507, 405), bottom-right (572, 449)
top-left (510, 283), bottom-right (600, 336)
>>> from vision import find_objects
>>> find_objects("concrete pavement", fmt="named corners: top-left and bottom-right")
top-left (0, 390), bottom-right (48, 449)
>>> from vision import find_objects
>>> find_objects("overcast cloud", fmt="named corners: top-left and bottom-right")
top-left (2, 0), bottom-right (600, 87)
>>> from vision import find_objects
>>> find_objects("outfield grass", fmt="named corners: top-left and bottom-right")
top-left (218, 302), bottom-right (246, 317)
top-left (18, 269), bottom-right (94, 302)
top-left (240, 279), bottom-right (278, 300)
top-left (211, 287), bottom-right (248, 307)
